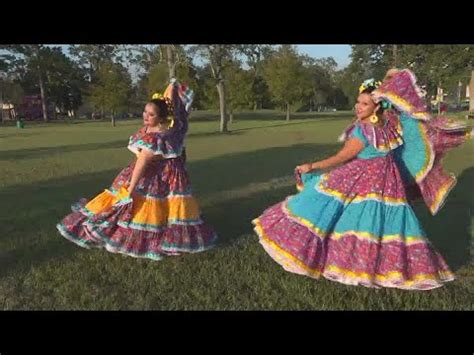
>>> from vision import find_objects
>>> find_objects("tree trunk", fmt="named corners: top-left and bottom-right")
top-left (0, 90), bottom-right (3, 123)
top-left (470, 70), bottom-right (474, 112)
top-left (38, 70), bottom-right (48, 122)
top-left (229, 108), bottom-right (234, 124)
top-left (111, 111), bottom-right (116, 127)
top-left (457, 80), bottom-right (462, 106)
top-left (437, 83), bottom-right (442, 115)
top-left (54, 104), bottom-right (60, 120)
top-left (309, 98), bottom-right (312, 112)
top-left (32, 45), bottom-right (49, 122)
top-left (392, 44), bottom-right (398, 67)
top-left (166, 45), bottom-right (175, 80)
top-left (286, 102), bottom-right (290, 121)
top-left (216, 81), bottom-right (228, 132)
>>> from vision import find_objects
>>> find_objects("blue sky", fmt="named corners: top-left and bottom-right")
top-left (4, 45), bottom-right (352, 83)
top-left (58, 44), bottom-right (352, 69)
top-left (296, 45), bottom-right (352, 69)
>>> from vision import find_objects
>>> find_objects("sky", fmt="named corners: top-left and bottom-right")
top-left (2, 45), bottom-right (353, 83)
top-left (62, 44), bottom-right (353, 82)
top-left (296, 45), bottom-right (351, 69)
top-left (58, 44), bottom-right (352, 69)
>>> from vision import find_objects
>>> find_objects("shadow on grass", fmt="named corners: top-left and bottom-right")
top-left (0, 143), bottom-right (337, 277)
top-left (1, 144), bottom-right (471, 279)
top-left (413, 167), bottom-right (474, 271)
top-left (0, 140), bottom-right (127, 161)
top-left (189, 110), bottom-right (353, 122)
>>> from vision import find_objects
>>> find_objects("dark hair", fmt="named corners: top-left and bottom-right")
top-left (359, 87), bottom-right (385, 116)
top-left (148, 99), bottom-right (169, 120)
top-left (360, 87), bottom-right (376, 95)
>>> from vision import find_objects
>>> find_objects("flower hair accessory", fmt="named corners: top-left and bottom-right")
top-left (359, 79), bottom-right (392, 110)
top-left (359, 78), bottom-right (382, 94)
top-left (381, 101), bottom-right (392, 110)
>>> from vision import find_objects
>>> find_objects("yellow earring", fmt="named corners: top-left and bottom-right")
top-left (369, 113), bottom-right (379, 124)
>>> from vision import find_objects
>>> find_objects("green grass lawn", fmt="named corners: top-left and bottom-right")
top-left (1, 110), bottom-right (473, 310)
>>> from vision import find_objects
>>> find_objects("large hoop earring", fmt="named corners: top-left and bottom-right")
top-left (369, 113), bottom-right (379, 124)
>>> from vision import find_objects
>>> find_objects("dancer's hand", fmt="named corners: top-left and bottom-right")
top-left (115, 186), bottom-right (133, 206)
top-left (296, 163), bottom-right (314, 174)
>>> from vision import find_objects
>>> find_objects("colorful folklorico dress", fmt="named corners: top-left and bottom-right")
top-left (57, 82), bottom-right (217, 260)
top-left (253, 70), bottom-right (472, 290)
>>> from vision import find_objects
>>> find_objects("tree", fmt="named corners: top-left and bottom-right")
top-left (69, 45), bottom-right (119, 83)
top-left (2, 46), bottom-right (89, 119)
top-left (302, 56), bottom-right (338, 111)
top-left (89, 62), bottom-right (132, 127)
top-left (470, 70), bottom-right (474, 112)
top-left (330, 70), bottom-right (350, 110)
top-left (175, 59), bottom-right (199, 94)
top-left (146, 62), bottom-right (170, 97)
top-left (196, 65), bottom-right (220, 110)
top-left (124, 45), bottom-right (161, 74)
top-left (123, 45), bottom-right (187, 80)
top-left (223, 60), bottom-right (253, 122)
top-left (39, 47), bottom-right (86, 118)
top-left (343, 45), bottom-right (474, 103)
top-left (118, 45), bottom-right (198, 113)
top-left (239, 45), bottom-right (274, 110)
top-left (336, 46), bottom-right (375, 107)
top-left (144, 49), bottom-right (198, 99)
top-left (262, 45), bottom-right (312, 120)
top-left (189, 45), bottom-right (238, 132)
top-left (163, 45), bottom-right (188, 80)
top-left (397, 45), bottom-right (473, 96)
top-left (0, 77), bottom-right (24, 120)
top-left (1, 45), bottom-right (51, 121)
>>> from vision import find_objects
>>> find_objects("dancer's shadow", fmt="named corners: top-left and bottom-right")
top-left (0, 142), bottom-right (339, 277)
top-left (0, 140), bottom-right (126, 161)
top-left (413, 167), bottom-right (474, 271)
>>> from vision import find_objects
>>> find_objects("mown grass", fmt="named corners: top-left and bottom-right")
top-left (0, 110), bottom-right (472, 310)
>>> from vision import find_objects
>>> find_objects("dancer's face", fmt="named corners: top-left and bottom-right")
top-left (143, 103), bottom-right (160, 127)
top-left (355, 93), bottom-right (377, 120)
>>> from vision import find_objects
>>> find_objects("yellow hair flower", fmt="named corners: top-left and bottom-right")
top-left (359, 79), bottom-right (382, 94)
top-left (152, 93), bottom-right (163, 100)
